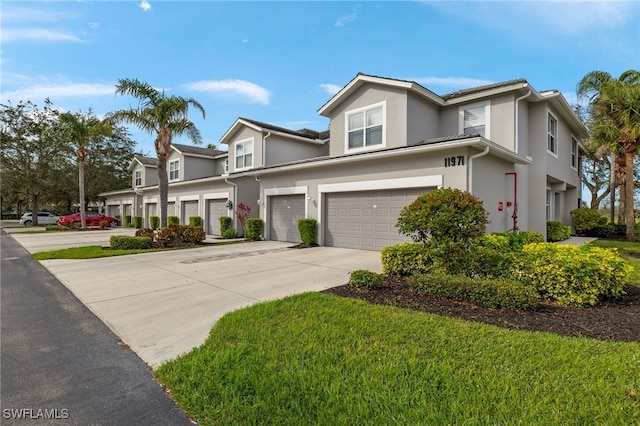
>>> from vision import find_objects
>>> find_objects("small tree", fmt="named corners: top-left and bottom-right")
top-left (396, 188), bottom-right (489, 272)
top-left (235, 203), bottom-right (251, 235)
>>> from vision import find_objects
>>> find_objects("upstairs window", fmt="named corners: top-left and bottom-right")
top-left (571, 137), bottom-right (578, 169)
top-left (459, 102), bottom-right (490, 138)
top-left (548, 113), bottom-right (557, 155)
top-left (346, 102), bottom-right (385, 150)
top-left (235, 139), bottom-right (253, 170)
top-left (169, 159), bottom-right (180, 181)
top-left (134, 170), bottom-right (142, 187)
top-left (224, 158), bottom-right (229, 173)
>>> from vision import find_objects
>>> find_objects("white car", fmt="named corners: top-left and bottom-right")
top-left (19, 211), bottom-right (60, 226)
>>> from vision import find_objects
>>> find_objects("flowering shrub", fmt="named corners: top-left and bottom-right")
top-left (235, 203), bottom-right (251, 234)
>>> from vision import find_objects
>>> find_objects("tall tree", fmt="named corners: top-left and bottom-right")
top-left (109, 79), bottom-right (205, 227)
top-left (577, 70), bottom-right (640, 241)
top-left (60, 111), bottom-right (112, 229)
top-left (0, 100), bottom-right (69, 224)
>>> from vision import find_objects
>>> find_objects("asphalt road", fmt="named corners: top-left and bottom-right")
top-left (0, 230), bottom-right (193, 425)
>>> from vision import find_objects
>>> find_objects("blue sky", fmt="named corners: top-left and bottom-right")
top-left (1, 0), bottom-right (639, 158)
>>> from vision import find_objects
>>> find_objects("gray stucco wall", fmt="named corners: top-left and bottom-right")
top-left (406, 92), bottom-right (440, 144)
top-left (226, 127), bottom-right (262, 173)
top-left (266, 136), bottom-right (327, 166)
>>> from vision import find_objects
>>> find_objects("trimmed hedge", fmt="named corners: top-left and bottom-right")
top-left (133, 216), bottom-right (143, 229)
top-left (298, 218), bottom-right (318, 245)
top-left (220, 216), bottom-right (232, 234)
top-left (222, 228), bottom-right (237, 239)
top-left (189, 216), bottom-right (202, 228)
top-left (570, 208), bottom-right (606, 235)
top-left (168, 216), bottom-right (179, 225)
top-left (546, 221), bottom-right (571, 242)
top-left (515, 243), bottom-right (632, 307)
top-left (110, 235), bottom-right (152, 250)
top-left (381, 243), bottom-right (432, 276)
top-left (408, 271), bottom-right (539, 311)
top-left (245, 218), bottom-right (264, 241)
top-left (45, 224), bottom-right (70, 232)
top-left (349, 270), bottom-right (383, 289)
top-left (150, 216), bottom-right (159, 230)
top-left (124, 215), bottom-right (132, 227)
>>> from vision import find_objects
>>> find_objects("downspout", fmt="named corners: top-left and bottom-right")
top-left (505, 172), bottom-right (518, 232)
top-left (262, 132), bottom-right (271, 167)
top-left (514, 87), bottom-right (531, 154)
top-left (224, 176), bottom-right (238, 228)
top-left (468, 146), bottom-right (490, 194)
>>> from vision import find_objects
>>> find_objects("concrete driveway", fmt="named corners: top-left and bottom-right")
top-left (7, 230), bottom-right (381, 367)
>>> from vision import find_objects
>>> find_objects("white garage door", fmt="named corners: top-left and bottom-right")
top-left (182, 201), bottom-right (199, 225)
top-left (207, 199), bottom-right (227, 235)
top-left (107, 205), bottom-right (119, 218)
top-left (324, 188), bottom-right (431, 250)
top-left (123, 204), bottom-right (132, 217)
top-left (269, 194), bottom-right (305, 243)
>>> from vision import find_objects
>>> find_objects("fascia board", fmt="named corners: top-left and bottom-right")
top-left (219, 118), bottom-right (262, 144)
top-left (444, 83), bottom-right (531, 105)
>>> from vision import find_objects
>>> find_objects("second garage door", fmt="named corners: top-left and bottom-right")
top-left (207, 199), bottom-right (227, 235)
top-left (269, 194), bottom-right (305, 243)
top-left (324, 188), bottom-right (431, 250)
top-left (181, 200), bottom-right (199, 225)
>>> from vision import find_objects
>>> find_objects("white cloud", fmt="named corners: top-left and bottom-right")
top-left (2, 29), bottom-right (82, 42)
top-left (411, 76), bottom-right (494, 89)
top-left (319, 83), bottom-right (342, 96)
top-left (139, 0), bottom-right (152, 12)
top-left (183, 80), bottom-right (271, 106)
top-left (335, 13), bottom-right (357, 27)
top-left (1, 83), bottom-right (114, 102)
top-left (89, 22), bottom-right (100, 29)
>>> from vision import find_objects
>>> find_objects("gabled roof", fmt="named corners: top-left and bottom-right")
top-left (318, 73), bottom-right (444, 116)
top-left (128, 155), bottom-right (156, 172)
top-left (442, 79), bottom-right (529, 100)
top-left (220, 117), bottom-right (326, 145)
top-left (171, 143), bottom-right (224, 159)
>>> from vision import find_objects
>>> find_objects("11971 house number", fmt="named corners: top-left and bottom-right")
top-left (444, 156), bottom-right (465, 167)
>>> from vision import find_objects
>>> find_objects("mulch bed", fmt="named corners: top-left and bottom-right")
top-left (323, 276), bottom-right (640, 343)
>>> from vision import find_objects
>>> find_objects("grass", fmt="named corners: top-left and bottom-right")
top-left (156, 292), bottom-right (640, 425)
top-left (592, 239), bottom-right (640, 285)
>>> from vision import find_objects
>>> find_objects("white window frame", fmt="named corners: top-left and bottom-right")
top-left (547, 112), bottom-right (558, 157)
top-left (234, 138), bottom-right (254, 171)
top-left (344, 101), bottom-right (386, 152)
top-left (570, 136), bottom-right (578, 170)
top-left (224, 158), bottom-right (229, 173)
top-left (169, 159), bottom-right (180, 181)
top-left (134, 169), bottom-right (142, 187)
top-left (459, 101), bottom-right (491, 139)
top-left (546, 188), bottom-right (552, 221)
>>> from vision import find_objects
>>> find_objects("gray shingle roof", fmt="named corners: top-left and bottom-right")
top-left (134, 155), bottom-right (156, 166)
top-left (240, 118), bottom-right (325, 140)
top-left (172, 143), bottom-right (223, 157)
top-left (441, 79), bottom-right (528, 100)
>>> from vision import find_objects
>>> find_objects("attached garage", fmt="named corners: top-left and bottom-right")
top-left (324, 187), bottom-right (431, 250)
top-left (123, 204), bottom-right (132, 217)
top-left (107, 205), bottom-right (120, 218)
top-left (206, 199), bottom-right (227, 235)
top-left (181, 200), bottom-right (199, 224)
top-left (269, 194), bottom-right (305, 242)
top-left (145, 203), bottom-right (157, 227)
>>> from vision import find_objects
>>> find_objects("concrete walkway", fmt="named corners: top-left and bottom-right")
top-left (8, 230), bottom-right (381, 367)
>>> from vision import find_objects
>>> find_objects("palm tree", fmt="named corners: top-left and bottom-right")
top-left (60, 111), bottom-right (111, 229)
top-left (577, 70), bottom-right (640, 241)
top-left (109, 79), bottom-right (205, 227)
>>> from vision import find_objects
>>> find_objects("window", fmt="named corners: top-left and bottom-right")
top-left (346, 103), bottom-right (385, 150)
top-left (235, 139), bottom-right (253, 170)
top-left (169, 160), bottom-right (179, 181)
top-left (546, 189), bottom-right (552, 221)
top-left (134, 170), bottom-right (142, 187)
top-left (548, 114), bottom-right (557, 154)
top-left (463, 106), bottom-right (486, 136)
top-left (224, 158), bottom-right (229, 173)
top-left (571, 137), bottom-right (578, 169)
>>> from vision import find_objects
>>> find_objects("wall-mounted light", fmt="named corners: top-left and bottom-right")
top-left (257, 199), bottom-right (262, 205)
top-left (225, 199), bottom-right (233, 209)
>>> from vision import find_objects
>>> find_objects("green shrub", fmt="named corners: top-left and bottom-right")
top-left (45, 224), bottom-right (70, 232)
top-left (222, 228), bottom-right (237, 239)
top-left (124, 215), bottom-right (132, 227)
top-left (408, 271), bottom-right (539, 311)
top-left (571, 208), bottom-right (605, 235)
top-left (349, 270), bottom-right (384, 289)
top-left (135, 227), bottom-right (155, 239)
top-left (464, 236), bottom-right (518, 279)
top-left (156, 226), bottom-right (177, 248)
top-left (514, 243), bottom-right (633, 307)
top-left (189, 216), bottom-right (202, 228)
top-left (489, 231), bottom-right (544, 249)
top-left (150, 216), bottom-right (159, 230)
top-left (381, 243), bottom-right (432, 276)
top-left (133, 216), bottom-right (143, 229)
top-left (245, 218), bottom-right (264, 241)
top-left (110, 235), bottom-right (152, 250)
top-left (115, 215), bottom-right (121, 220)
top-left (168, 216), bottom-right (179, 225)
top-left (220, 216), bottom-right (232, 234)
top-left (182, 225), bottom-right (206, 245)
top-left (297, 218), bottom-right (318, 245)
top-left (546, 221), bottom-right (571, 242)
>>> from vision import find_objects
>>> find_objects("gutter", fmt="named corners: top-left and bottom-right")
top-left (467, 146), bottom-right (490, 194)
top-left (262, 132), bottom-right (271, 167)
top-left (224, 176), bottom-right (238, 227)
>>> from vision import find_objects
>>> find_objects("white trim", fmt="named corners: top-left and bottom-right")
top-left (234, 137), bottom-right (254, 172)
top-left (264, 186), bottom-right (308, 196)
top-left (263, 186), bottom-right (309, 240)
top-left (570, 135), bottom-right (578, 171)
top-left (204, 192), bottom-right (230, 200)
top-left (317, 175), bottom-right (442, 245)
top-left (143, 197), bottom-right (158, 203)
top-left (547, 110), bottom-right (559, 158)
top-left (179, 195), bottom-right (200, 202)
top-left (344, 101), bottom-right (387, 153)
top-left (168, 196), bottom-right (176, 203)
top-left (169, 159), bottom-right (180, 181)
top-left (458, 100), bottom-right (491, 139)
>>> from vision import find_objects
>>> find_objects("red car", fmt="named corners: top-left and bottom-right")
top-left (57, 212), bottom-right (121, 228)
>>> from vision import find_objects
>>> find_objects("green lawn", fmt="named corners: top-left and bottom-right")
top-left (156, 293), bottom-right (640, 425)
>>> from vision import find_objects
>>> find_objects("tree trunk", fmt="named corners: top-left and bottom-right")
top-left (157, 155), bottom-right (168, 228)
top-left (79, 158), bottom-right (86, 229)
top-left (624, 149), bottom-right (636, 242)
top-left (609, 153), bottom-right (616, 224)
top-left (30, 193), bottom-right (39, 226)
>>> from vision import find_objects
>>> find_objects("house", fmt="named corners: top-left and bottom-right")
top-left (101, 73), bottom-right (587, 250)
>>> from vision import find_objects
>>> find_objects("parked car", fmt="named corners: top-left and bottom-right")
top-left (19, 211), bottom-right (60, 226)
top-left (57, 212), bottom-right (121, 228)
